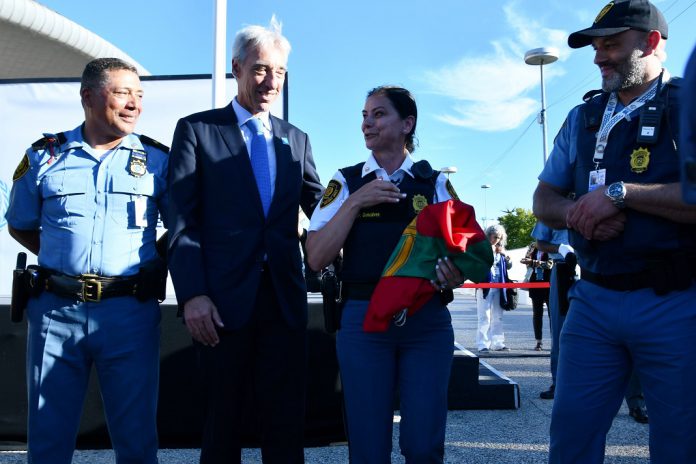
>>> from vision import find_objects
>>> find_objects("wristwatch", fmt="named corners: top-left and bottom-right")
top-left (605, 181), bottom-right (626, 209)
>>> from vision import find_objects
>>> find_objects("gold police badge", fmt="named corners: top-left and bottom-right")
top-left (412, 194), bottom-right (428, 214)
top-left (320, 180), bottom-right (342, 208)
top-left (630, 147), bottom-right (650, 173)
top-left (12, 154), bottom-right (30, 182)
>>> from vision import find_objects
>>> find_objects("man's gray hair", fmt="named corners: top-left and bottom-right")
top-left (80, 58), bottom-right (138, 92)
top-left (231, 15), bottom-right (291, 77)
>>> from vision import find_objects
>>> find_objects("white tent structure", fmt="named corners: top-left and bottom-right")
top-left (0, 0), bottom-right (148, 78)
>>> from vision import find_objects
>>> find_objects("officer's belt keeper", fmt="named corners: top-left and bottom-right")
top-left (581, 258), bottom-right (695, 295)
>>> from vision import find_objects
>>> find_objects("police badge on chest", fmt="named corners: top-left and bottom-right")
top-left (128, 150), bottom-right (149, 227)
top-left (129, 151), bottom-right (147, 177)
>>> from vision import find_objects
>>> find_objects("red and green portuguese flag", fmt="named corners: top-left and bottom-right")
top-left (365, 199), bottom-right (493, 332)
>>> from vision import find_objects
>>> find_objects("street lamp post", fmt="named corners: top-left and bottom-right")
top-left (480, 184), bottom-right (491, 228)
top-left (440, 166), bottom-right (458, 180)
top-left (524, 47), bottom-right (558, 165)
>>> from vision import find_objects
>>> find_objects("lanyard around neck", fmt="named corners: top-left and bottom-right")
top-left (592, 79), bottom-right (659, 166)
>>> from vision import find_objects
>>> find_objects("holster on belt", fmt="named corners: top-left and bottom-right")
top-left (136, 258), bottom-right (168, 302)
top-left (555, 253), bottom-right (577, 317)
top-left (10, 252), bottom-right (28, 323)
top-left (321, 269), bottom-right (342, 334)
top-left (645, 254), bottom-right (695, 296)
top-left (10, 253), bottom-right (45, 323)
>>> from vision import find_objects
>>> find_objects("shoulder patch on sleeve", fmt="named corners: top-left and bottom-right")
top-left (139, 134), bottom-right (170, 154)
top-left (446, 179), bottom-right (459, 201)
top-left (12, 154), bottom-right (30, 182)
top-left (320, 180), bottom-right (342, 208)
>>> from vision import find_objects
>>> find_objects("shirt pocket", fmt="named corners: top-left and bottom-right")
top-left (109, 174), bottom-right (158, 228)
top-left (40, 174), bottom-right (90, 225)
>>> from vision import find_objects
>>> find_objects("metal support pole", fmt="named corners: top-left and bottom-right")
top-left (212, 0), bottom-right (227, 109)
top-left (524, 47), bottom-right (558, 166)
top-left (540, 64), bottom-right (549, 165)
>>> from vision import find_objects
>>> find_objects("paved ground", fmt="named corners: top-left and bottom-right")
top-left (0, 290), bottom-right (650, 463)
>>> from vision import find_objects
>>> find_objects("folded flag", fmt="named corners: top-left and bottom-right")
top-left (365, 199), bottom-right (493, 332)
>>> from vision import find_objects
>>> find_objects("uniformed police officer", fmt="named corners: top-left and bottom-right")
top-left (682, 43), bottom-right (696, 202)
top-left (533, 1), bottom-right (696, 462)
top-left (306, 86), bottom-right (462, 463)
top-left (530, 222), bottom-right (572, 400)
top-left (6, 58), bottom-right (168, 464)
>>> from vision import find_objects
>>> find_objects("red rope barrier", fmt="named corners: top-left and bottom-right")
top-left (461, 282), bottom-right (550, 289)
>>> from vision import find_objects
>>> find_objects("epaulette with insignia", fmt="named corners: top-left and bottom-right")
top-left (139, 134), bottom-right (170, 154)
top-left (31, 132), bottom-right (66, 151)
top-left (582, 89), bottom-right (603, 102)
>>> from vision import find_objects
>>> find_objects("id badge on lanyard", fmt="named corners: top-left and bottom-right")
top-left (589, 80), bottom-right (658, 192)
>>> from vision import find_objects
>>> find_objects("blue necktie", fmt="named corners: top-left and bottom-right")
top-left (246, 117), bottom-right (272, 216)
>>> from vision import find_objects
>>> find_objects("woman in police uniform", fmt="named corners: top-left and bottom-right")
top-left (306, 86), bottom-right (461, 463)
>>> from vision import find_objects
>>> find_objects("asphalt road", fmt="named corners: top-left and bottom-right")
top-left (0, 290), bottom-right (650, 463)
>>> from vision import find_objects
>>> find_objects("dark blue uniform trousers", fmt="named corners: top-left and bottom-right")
top-left (549, 280), bottom-right (696, 463)
top-left (26, 292), bottom-right (161, 464)
top-left (548, 265), bottom-right (566, 387)
top-left (337, 298), bottom-right (454, 464)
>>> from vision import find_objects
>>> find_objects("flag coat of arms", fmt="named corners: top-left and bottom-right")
top-left (364, 199), bottom-right (493, 332)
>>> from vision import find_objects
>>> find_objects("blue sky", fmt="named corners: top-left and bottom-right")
top-left (39, 0), bottom-right (696, 225)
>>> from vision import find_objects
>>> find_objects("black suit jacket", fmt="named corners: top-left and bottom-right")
top-left (167, 102), bottom-right (323, 330)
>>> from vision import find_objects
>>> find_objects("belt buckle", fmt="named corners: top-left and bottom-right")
top-left (81, 274), bottom-right (102, 302)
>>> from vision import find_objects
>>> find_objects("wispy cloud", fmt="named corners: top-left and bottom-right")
top-left (422, 1), bottom-right (571, 132)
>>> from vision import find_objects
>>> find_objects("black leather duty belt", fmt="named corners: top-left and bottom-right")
top-left (580, 268), bottom-right (652, 292)
top-left (580, 265), bottom-right (696, 295)
top-left (341, 283), bottom-right (377, 300)
top-left (45, 272), bottom-right (139, 302)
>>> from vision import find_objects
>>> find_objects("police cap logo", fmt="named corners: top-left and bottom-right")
top-left (594, 2), bottom-right (614, 24)
top-left (320, 180), bottom-right (342, 208)
top-left (12, 154), bottom-right (30, 182)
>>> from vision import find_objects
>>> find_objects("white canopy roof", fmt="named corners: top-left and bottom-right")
top-left (0, 0), bottom-right (148, 79)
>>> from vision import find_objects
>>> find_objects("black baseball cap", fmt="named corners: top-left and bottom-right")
top-left (568, 0), bottom-right (668, 49)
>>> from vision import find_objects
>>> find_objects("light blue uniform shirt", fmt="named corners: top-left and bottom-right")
top-left (6, 125), bottom-right (168, 277)
top-left (539, 97), bottom-right (644, 190)
top-left (531, 222), bottom-right (568, 261)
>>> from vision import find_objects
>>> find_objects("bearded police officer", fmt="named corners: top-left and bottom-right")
top-left (533, 1), bottom-right (696, 462)
top-left (6, 58), bottom-right (168, 464)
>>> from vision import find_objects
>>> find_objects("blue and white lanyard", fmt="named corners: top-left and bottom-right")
top-left (592, 79), bottom-right (659, 167)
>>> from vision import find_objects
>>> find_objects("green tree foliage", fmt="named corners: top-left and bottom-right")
top-left (497, 208), bottom-right (537, 250)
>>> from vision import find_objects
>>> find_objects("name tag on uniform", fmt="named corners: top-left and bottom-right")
top-left (134, 196), bottom-right (148, 227)
top-left (588, 168), bottom-right (606, 192)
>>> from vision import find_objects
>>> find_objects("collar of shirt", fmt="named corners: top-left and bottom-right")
top-left (361, 153), bottom-right (415, 183)
top-left (232, 97), bottom-right (271, 132)
top-left (59, 125), bottom-right (143, 161)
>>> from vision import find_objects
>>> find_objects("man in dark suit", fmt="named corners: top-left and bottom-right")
top-left (167, 18), bottom-right (323, 464)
